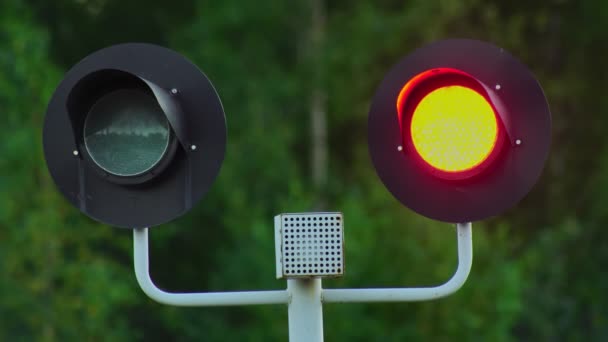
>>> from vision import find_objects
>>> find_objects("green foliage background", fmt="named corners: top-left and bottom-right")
top-left (1, 0), bottom-right (607, 340)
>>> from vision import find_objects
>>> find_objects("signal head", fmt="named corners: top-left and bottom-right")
top-left (43, 43), bottom-right (227, 228)
top-left (368, 39), bottom-right (551, 223)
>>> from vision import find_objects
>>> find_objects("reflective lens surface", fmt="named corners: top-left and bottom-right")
top-left (84, 89), bottom-right (170, 177)
top-left (410, 85), bottom-right (498, 173)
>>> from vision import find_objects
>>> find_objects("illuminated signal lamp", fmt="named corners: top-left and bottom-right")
top-left (368, 39), bottom-right (551, 223)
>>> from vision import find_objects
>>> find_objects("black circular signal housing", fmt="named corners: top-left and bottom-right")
top-left (368, 39), bottom-right (551, 223)
top-left (43, 43), bottom-right (227, 228)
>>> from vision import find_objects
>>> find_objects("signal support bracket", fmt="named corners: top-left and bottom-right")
top-left (132, 218), bottom-right (473, 342)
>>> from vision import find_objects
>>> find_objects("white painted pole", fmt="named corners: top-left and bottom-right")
top-left (133, 222), bottom-right (472, 340)
top-left (288, 278), bottom-right (324, 342)
top-left (133, 228), bottom-right (289, 306)
top-left (322, 222), bottom-right (473, 303)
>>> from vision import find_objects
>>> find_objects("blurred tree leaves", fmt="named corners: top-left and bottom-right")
top-left (0, 1), bottom-right (137, 340)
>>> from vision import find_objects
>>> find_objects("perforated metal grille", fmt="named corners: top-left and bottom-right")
top-left (275, 212), bottom-right (344, 279)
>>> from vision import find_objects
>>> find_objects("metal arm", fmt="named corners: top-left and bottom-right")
top-left (133, 228), bottom-right (289, 306)
top-left (321, 222), bottom-right (473, 303)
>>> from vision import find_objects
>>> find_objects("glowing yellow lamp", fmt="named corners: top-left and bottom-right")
top-left (410, 85), bottom-right (498, 173)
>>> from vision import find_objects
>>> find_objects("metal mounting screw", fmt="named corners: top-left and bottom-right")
top-left (515, 139), bottom-right (522, 146)
top-left (190, 145), bottom-right (197, 151)
top-left (397, 145), bottom-right (403, 151)
top-left (171, 88), bottom-right (178, 94)
top-left (72, 150), bottom-right (79, 156)
top-left (495, 84), bottom-right (501, 90)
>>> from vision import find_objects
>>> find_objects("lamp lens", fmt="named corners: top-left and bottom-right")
top-left (410, 85), bottom-right (498, 173)
top-left (84, 89), bottom-right (170, 177)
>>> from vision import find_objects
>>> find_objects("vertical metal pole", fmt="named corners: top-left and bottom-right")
top-left (288, 278), bottom-right (324, 342)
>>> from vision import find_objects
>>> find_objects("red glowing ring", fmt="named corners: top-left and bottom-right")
top-left (397, 69), bottom-right (507, 180)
